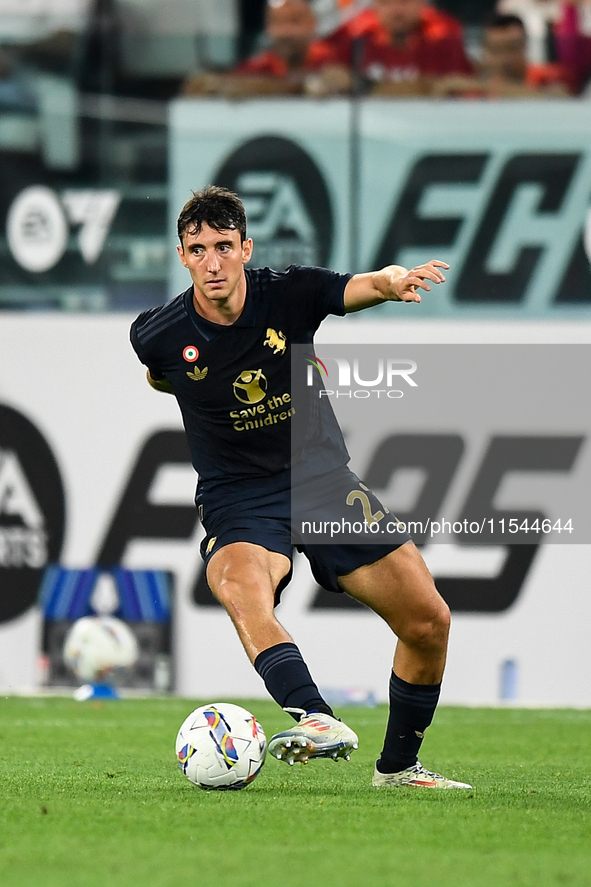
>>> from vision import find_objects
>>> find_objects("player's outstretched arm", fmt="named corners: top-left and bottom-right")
top-left (146, 370), bottom-right (174, 394)
top-left (343, 260), bottom-right (449, 313)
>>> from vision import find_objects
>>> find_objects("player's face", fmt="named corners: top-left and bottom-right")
top-left (373, 0), bottom-right (424, 37)
top-left (177, 224), bottom-right (253, 307)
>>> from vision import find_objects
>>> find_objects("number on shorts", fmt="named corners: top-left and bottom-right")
top-left (346, 489), bottom-right (384, 528)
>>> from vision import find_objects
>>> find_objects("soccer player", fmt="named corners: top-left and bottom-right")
top-left (130, 186), bottom-right (472, 789)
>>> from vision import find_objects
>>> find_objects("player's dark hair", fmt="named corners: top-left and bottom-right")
top-left (484, 13), bottom-right (526, 33)
top-left (177, 185), bottom-right (247, 244)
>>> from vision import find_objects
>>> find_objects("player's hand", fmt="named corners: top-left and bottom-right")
top-left (344, 260), bottom-right (449, 312)
top-left (386, 260), bottom-right (449, 303)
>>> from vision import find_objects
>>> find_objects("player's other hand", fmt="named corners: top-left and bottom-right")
top-left (386, 260), bottom-right (449, 303)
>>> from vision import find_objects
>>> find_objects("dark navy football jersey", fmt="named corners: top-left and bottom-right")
top-left (130, 265), bottom-right (351, 488)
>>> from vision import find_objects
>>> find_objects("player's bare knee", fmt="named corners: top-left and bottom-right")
top-left (212, 574), bottom-right (274, 624)
top-left (211, 574), bottom-right (248, 610)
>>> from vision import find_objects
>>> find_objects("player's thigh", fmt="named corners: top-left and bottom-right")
top-left (338, 540), bottom-right (449, 638)
top-left (206, 541), bottom-right (291, 613)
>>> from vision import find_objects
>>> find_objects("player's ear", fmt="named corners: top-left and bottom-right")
top-left (177, 243), bottom-right (188, 268)
top-left (242, 238), bottom-right (253, 264)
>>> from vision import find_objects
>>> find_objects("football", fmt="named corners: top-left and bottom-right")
top-left (63, 615), bottom-right (139, 683)
top-left (176, 703), bottom-right (267, 790)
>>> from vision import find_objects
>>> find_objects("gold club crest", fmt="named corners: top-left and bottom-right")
top-left (264, 328), bottom-right (286, 354)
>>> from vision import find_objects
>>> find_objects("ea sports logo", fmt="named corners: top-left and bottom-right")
top-left (233, 369), bottom-right (267, 404)
top-left (0, 405), bottom-right (65, 623)
top-left (6, 185), bottom-right (121, 272)
top-left (214, 136), bottom-right (333, 270)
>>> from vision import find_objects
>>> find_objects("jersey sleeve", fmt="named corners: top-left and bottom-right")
top-left (287, 265), bottom-right (351, 334)
top-left (130, 311), bottom-right (165, 381)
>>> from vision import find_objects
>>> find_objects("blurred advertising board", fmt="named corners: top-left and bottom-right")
top-left (4, 97), bottom-right (591, 313)
top-left (1, 315), bottom-right (591, 706)
top-left (0, 77), bottom-right (168, 311)
top-left (170, 98), bottom-right (591, 314)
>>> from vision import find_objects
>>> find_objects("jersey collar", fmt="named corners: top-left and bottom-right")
top-left (184, 282), bottom-right (256, 341)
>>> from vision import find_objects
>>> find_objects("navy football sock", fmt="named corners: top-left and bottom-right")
top-left (377, 670), bottom-right (441, 774)
top-left (254, 642), bottom-right (334, 720)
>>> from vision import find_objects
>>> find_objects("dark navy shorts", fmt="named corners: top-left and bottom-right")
top-left (197, 466), bottom-right (411, 594)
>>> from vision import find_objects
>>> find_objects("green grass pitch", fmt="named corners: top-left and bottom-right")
top-left (1, 697), bottom-right (590, 887)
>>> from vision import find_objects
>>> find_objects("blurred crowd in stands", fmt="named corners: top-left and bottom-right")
top-left (1, 0), bottom-right (591, 110)
top-left (184, 0), bottom-right (591, 98)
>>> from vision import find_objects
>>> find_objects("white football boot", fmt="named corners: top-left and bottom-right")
top-left (372, 761), bottom-right (472, 789)
top-left (269, 709), bottom-right (359, 765)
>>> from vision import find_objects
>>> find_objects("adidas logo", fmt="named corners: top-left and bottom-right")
top-left (304, 719), bottom-right (331, 732)
top-left (187, 366), bottom-right (208, 381)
